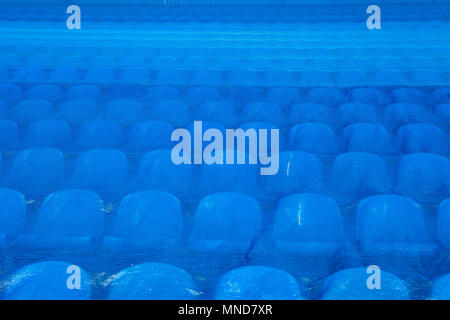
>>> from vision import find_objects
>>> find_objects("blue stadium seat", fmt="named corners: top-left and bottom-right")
top-left (0, 119), bottom-right (18, 150)
top-left (0, 84), bottom-right (22, 102)
top-left (70, 120), bottom-right (123, 150)
top-left (437, 198), bottom-right (450, 251)
top-left (196, 150), bottom-right (258, 199)
top-left (229, 87), bottom-right (265, 110)
top-left (105, 84), bottom-right (146, 100)
top-left (270, 193), bottom-right (346, 279)
top-left (266, 87), bottom-right (304, 110)
top-left (392, 87), bottom-right (436, 106)
top-left (103, 190), bottom-right (182, 255)
top-left (193, 101), bottom-right (237, 128)
top-left (239, 121), bottom-right (285, 154)
top-left (26, 84), bottom-right (62, 101)
top-left (120, 68), bottom-right (150, 84)
top-left (54, 100), bottom-right (99, 126)
top-left (108, 263), bottom-right (199, 300)
top-left (435, 103), bottom-right (450, 128)
top-left (58, 55), bottom-right (84, 68)
top-left (50, 67), bottom-right (80, 84)
top-left (189, 192), bottom-right (262, 254)
top-left (240, 102), bottom-right (285, 129)
top-left (288, 103), bottom-right (330, 125)
top-left (321, 268), bottom-right (409, 300)
top-left (13, 67), bottom-right (45, 83)
top-left (23, 120), bottom-right (70, 148)
top-left (137, 149), bottom-right (193, 199)
top-left (332, 152), bottom-right (390, 201)
top-left (14, 189), bottom-right (103, 253)
top-left (337, 103), bottom-right (378, 127)
top-left (10, 99), bottom-right (52, 125)
top-left (261, 151), bottom-right (322, 200)
top-left (347, 88), bottom-right (391, 106)
top-left (85, 68), bottom-right (115, 84)
top-left (6, 148), bottom-right (64, 195)
top-left (185, 86), bottom-right (221, 106)
top-left (307, 88), bottom-right (345, 107)
top-left (67, 85), bottom-right (101, 100)
top-left (71, 149), bottom-right (127, 196)
top-left (4, 261), bottom-right (91, 300)
top-left (145, 86), bottom-right (181, 102)
top-left (215, 266), bottom-right (304, 300)
top-left (124, 121), bottom-right (174, 154)
top-left (356, 195), bottom-right (437, 274)
top-left (384, 103), bottom-right (431, 130)
top-left (148, 100), bottom-right (190, 128)
top-left (0, 188), bottom-right (25, 251)
top-left (433, 88), bottom-right (450, 104)
top-left (288, 123), bottom-right (336, 154)
top-left (343, 123), bottom-right (392, 155)
top-left (102, 100), bottom-right (143, 126)
top-left (153, 69), bottom-right (187, 86)
top-left (397, 153), bottom-right (450, 201)
top-left (431, 274), bottom-right (450, 300)
top-left (396, 123), bottom-right (447, 154)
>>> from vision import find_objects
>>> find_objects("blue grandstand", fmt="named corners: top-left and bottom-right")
top-left (0, 0), bottom-right (448, 300)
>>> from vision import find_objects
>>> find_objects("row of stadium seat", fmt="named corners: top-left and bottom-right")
top-left (6, 261), bottom-right (450, 300)
top-left (0, 189), bottom-right (449, 261)
top-left (1, 84), bottom-right (449, 106)
top-left (2, 67), bottom-right (449, 86)
top-left (0, 117), bottom-right (448, 156)
top-left (0, 148), bottom-right (448, 201)
top-left (5, 261), bottom-right (450, 300)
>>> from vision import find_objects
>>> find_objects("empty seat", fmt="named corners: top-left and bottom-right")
top-left (321, 268), bottom-right (409, 300)
top-left (71, 120), bottom-right (123, 150)
top-left (437, 199), bottom-right (450, 251)
top-left (307, 88), bottom-right (345, 107)
top-left (356, 195), bottom-right (437, 273)
top-left (102, 100), bottom-right (143, 126)
top-left (193, 101), bottom-right (237, 128)
top-left (384, 103), bottom-right (431, 130)
top-left (229, 87), bottom-right (265, 110)
top-left (435, 103), bottom-right (450, 128)
top-left (189, 192), bottom-right (262, 254)
top-left (85, 68), bottom-right (115, 84)
top-left (9, 99), bottom-right (52, 125)
top-left (0, 119), bottom-right (18, 150)
top-left (105, 84), bottom-right (146, 100)
top-left (266, 87), bottom-right (303, 110)
top-left (215, 266), bottom-right (303, 300)
top-left (137, 149), bottom-right (193, 199)
top-left (348, 88), bottom-right (391, 106)
top-left (392, 87), bottom-right (436, 106)
top-left (185, 86), bottom-right (221, 106)
top-left (23, 120), bottom-right (70, 148)
top-left (67, 85), bottom-right (101, 100)
top-left (332, 152), bottom-right (390, 201)
top-left (71, 149), bottom-right (127, 195)
top-left (124, 121), bottom-right (174, 153)
top-left (6, 148), bottom-right (64, 195)
top-left (50, 67), bottom-right (80, 83)
top-left (0, 188), bottom-right (25, 251)
top-left (270, 193), bottom-right (346, 279)
top-left (148, 100), bottom-right (190, 128)
top-left (145, 86), bottom-right (181, 102)
top-left (54, 100), bottom-right (99, 126)
top-left (103, 190), bottom-right (182, 254)
top-left (14, 67), bottom-right (45, 82)
top-left (396, 123), bottom-right (447, 154)
top-left (433, 87), bottom-right (450, 104)
top-left (108, 263), bottom-right (199, 300)
top-left (26, 84), bottom-right (62, 101)
top-left (343, 123), bottom-right (392, 155)
top-left (261, 151), bottom-right (322, 200)
top-left (14, 189), bottom-right (103, 252)
top-left (289, 123), bottom-right (336, 154)
top-left (0, 84), bottom-right (22, 102)
top-left (288, 103), bottom-right (329, 125)
top-left (431, 274), bottom-right (450, 300)
top-left (397, 153), bottom-right (450, 201)
top-left (240, 102), bottom-right (285, 129)
top-left (153, 69), bottom-right (187, 86)
top-left (4, 261), bottom-right (91, 300)
top-left (58, 55), bottom-right (84, 67)
top-left (337, 103), bottom-right (378, 127)
top-left (120, 68), bottom-right (150, 84)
